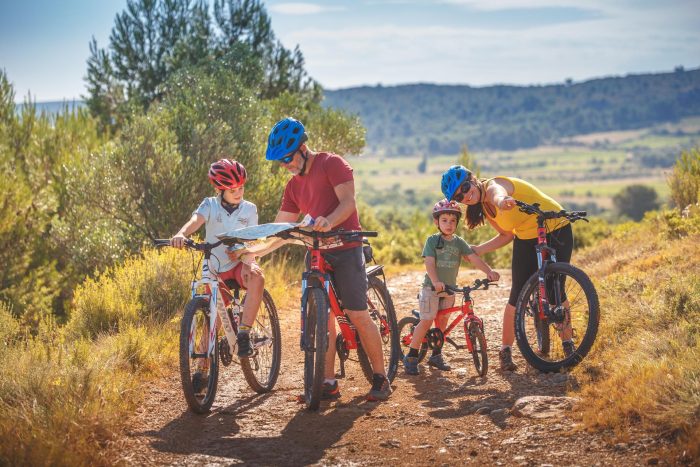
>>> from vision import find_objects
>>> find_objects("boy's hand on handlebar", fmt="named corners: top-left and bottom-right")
top-left (312, 216), bottom-right (332, 232)
top-left (170, 233), bottom-right (188, 249)
top-left (433, 281), bottom-right (446, 293)
top-left (486, 270), bottom-right (500, 282)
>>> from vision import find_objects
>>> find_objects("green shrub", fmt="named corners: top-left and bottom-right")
top-left (668, 147), bottom-right (700, 208)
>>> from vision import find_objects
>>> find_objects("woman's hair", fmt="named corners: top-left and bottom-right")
top-left (465, 178), bottom-right (489, 229)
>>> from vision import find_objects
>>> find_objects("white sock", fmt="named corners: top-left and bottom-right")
top-left (324, 378), bottom-right (336, 385)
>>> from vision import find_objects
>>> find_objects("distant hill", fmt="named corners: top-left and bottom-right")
top-left (15, 100), bottom-right (85, 115)
top-left (323, 67), bottom-right (700, 154)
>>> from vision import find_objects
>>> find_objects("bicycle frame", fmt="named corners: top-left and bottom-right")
top-left (433, 299), bottom-right (485, 353)
top-left (534, 220), bottom-right (558, 322)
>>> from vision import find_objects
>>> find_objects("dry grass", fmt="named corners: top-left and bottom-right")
top-left (573, 210), bottom-right (700, 456)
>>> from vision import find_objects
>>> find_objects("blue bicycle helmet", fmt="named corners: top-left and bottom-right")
top-left (265, 117), bottom-right (308, 161)
top-left (441, 165), bottom-right (472, 200)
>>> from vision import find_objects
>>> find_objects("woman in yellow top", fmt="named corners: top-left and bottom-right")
top-left (440, 165), bottom-right (574, 371)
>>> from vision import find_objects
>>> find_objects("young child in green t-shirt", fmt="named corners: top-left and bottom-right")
top-left (403, 199), bottom-right (500, 375)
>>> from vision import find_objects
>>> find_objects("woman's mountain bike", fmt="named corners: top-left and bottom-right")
top-left (154, 239), bottom-right (282, 413)
top-left (398, 279), bottom-right (492, 377)
top-left (512, 200), bottom-right (600, 373)
top-left (218, 224), bottom-right (400, 411)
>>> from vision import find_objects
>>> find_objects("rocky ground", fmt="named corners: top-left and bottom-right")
top-left (110, 270), bottom-right (678, 466)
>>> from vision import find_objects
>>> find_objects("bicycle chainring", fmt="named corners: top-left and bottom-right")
top-left (219, 337), bottom-right (232, 366)
top-left (426, 328), bottom-right (445, 350)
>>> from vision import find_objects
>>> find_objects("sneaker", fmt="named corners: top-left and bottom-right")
top-left (427, 353), bottom-right (451, 371)
top-left (236, 332), bottom-right (253, 358)
top-left (321, 380), bottom-right (341, 400)
top-left (192, 371), bottom-right (208, 394)
top-left (499, 347), bottom-right (518, 372)
top-left (366, 374), bottom-right (391, 401)
top-left (403, 355), bottom-right (419, 375)
top-left (562, 340), bottom-right (576, 358)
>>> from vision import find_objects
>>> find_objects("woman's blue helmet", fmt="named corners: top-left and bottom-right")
top-left (441, 165), bottom-right (472, 200)
top-left (265, 117), bottom-right (308, 161)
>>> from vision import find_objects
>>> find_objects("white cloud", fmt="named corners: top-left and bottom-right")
top-left (268, 3), bottom-right (345, 15)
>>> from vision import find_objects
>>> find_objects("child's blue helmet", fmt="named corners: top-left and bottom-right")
top-left (265, 117), bottom-right (308, 161)
top-left (441, 165), bottom-right (472, 200)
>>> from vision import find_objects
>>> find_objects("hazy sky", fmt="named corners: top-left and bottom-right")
top-left (1, 0), bottom-right (699, 102)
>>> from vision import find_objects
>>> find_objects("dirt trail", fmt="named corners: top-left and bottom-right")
top-left (112, 270), bottom-right (670, 466)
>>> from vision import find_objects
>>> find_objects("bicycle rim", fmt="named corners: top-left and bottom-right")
top-left (467, 322), bottom-right (488, 377)
top-left (304, 288), bottom-right (328, 410)
top-left (240, 289), bottom-right (282, 393)
top-left (515, 263), bottom-right (600, 373)
top-left (363, 276), bottom-right (400, 382)
top-left (179, 297), bottom-right (219, 414)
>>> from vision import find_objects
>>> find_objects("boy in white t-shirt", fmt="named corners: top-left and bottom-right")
top-left (170, 159), bottom-right (263, 357)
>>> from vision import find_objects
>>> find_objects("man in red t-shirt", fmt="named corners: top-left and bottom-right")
top-left (265, 117), bottom-right (391, 402)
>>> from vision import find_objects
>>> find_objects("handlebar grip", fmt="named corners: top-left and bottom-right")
top-left (153, 239), bottom-right (171, 247)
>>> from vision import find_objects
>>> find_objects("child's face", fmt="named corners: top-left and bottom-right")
top-left (435, 213), bottom-right (458, 235)
top-left (222, 185), bottom-right (244, 204)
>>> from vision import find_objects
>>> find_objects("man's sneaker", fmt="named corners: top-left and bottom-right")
top-left (236, 332), bottom-right (254, 358)
top-left (562, 340), bottom-right (576, 358)
top-left (366, 374), bottom-right (391, 401)
top-left (403, 355), bottom-right (419, 375)
top-left (321, 380), bottom-right (341, 400)
top-left (427, 353), bottom-right (452, 371)
top-left (499, 347), bottom-right (518, 372)
top-left (192, 371), bottom-right (208, 394)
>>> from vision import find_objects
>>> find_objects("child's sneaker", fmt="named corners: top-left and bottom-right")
top-left (366, 374), bottom-right (391, 401)
top-left (427, 353), bottom-right (451, 371)
top-left (499, 347), bottom-right (518, 371)
top-left (321, 380), bottom-right (341, 400)
top-left (403, 355), bottom-right (419, 375)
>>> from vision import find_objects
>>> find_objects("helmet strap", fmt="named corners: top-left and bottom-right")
top-left (298, 149), bottom-right (310, 176)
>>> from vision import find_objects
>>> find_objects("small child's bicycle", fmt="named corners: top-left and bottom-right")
top-left (399, 278), bottom-right (493, 377)
top-left (154, 239), bottom-right (282, 414)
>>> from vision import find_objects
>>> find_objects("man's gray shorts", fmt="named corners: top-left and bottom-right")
top-left (306, 246), bottom-right (368, 311)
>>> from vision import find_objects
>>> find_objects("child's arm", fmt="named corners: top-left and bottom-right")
top-left (171, 214), bottom-right (205, 248)
top-left (424, 256), bottom-right (445, 292)
top-left (465, 253), bottom-right (500, 282)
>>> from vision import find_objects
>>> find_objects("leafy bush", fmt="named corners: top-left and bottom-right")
top-left (668, 147), bottom-right (700, 208)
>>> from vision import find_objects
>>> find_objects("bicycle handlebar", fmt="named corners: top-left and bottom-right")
top-left (433, 278), bottom-right (494, 295)
top-left (283, 228), bottom-right (378, 240)
top-left (153, 239), bottom-right (222, 252)
top-left (514, 200), bottom-right (588, 223)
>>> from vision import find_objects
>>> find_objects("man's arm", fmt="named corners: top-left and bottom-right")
top-left (314, 180), bottom-right (356, 232)
top-left (274, 210), bottom-right (300, 223)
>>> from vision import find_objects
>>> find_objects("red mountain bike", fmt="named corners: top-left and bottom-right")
top-left (218, 224), bottom-right (400, 410)
top-left (399, 278), bottom-right (492, 377)
top-left (513, 200), bottom-right (600, 373)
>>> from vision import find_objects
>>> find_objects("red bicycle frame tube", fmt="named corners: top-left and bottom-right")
top-left (403, 299), bottom-right (485, 353)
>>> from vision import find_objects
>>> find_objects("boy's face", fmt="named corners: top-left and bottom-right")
top-left (435, 213), bottom-right (458, 235)
top-left (222, 185), bottom-right (245, 204)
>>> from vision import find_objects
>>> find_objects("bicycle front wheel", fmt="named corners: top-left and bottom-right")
top-left (466, 321), bottom-right (488, 377)
top-left (179, 297), bottom-right (219, 414)
top-left (358, 276), bottom-right (400, 383)
top-left (240, 289), bottom-right (282, 393)
top-left (304, 287), bottom-right (328, 410)
top-left (514, 262), bottom-right (600, 373)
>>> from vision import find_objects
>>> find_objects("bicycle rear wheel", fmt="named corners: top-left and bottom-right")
top-left (304, 287), bottom-right (328, 410)
top-left (398, 316), bottom-right (428, 363)
top-left (358, 276), bottom-right (400, 383)
top-left (240, 289), bottom-right (282, 393)
top-left (466, 321), bottom-right (488, 377)
top-left (179, 297), bottom-right (219, 414)
top-left (515, 262), bottom-right (600, 373)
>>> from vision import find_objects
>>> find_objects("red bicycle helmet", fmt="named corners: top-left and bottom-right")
top-left (432, 199), bottom-right (462, 220)
top-left (208, 159), bottom-right (247, 190)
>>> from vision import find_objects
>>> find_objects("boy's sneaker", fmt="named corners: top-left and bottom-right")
top-left (366, 374), bottom-right (391, 401)
top-left (403, 355), bottom-right (419, 375)
top-left (499, 347), bottom-right (518, 372)
top-left (236, 332), bottom-right (254, 358)
top-left (321, 380), bottom-right (341, 400)
top-left (427, 353), bottom-right (451, 371)
top-left (562, 340), bottom-right (577, 358)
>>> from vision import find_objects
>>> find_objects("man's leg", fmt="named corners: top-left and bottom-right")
top-left (346, 309), bottom-right (385, 376)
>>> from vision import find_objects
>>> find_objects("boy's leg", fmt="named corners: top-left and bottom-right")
top-left (233, 262), bottom-right (265, 357)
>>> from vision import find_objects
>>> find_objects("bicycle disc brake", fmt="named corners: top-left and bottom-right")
top-left (426, 328), bottom-right (445, 350)
top-left (219, 337), bottom-right (232, 366)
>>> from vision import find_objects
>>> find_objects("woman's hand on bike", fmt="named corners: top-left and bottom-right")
top-left (170, 233), bottom-right (189, 249)
top-left (497, 196), bottom-right (517, 210)
top-left (486, 270), bottom-right (500, 282)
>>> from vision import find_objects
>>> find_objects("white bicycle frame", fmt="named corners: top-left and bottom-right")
top-left (189, 256), bottom-right (238, 360)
